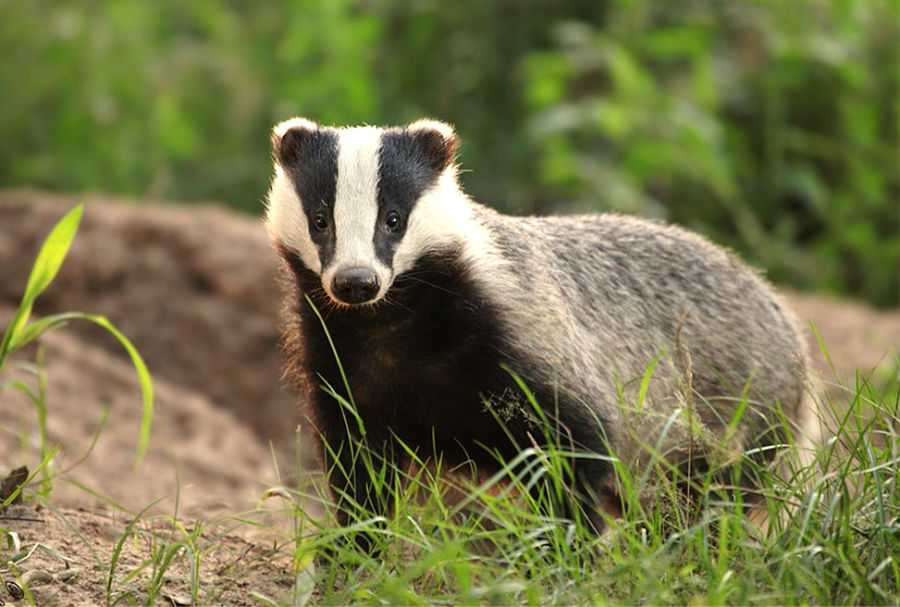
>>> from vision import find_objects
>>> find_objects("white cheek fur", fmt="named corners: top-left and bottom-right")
top-left (265, 167), bottom-right (322, 274)
top-left (393, 172), bottom-right (490, 277)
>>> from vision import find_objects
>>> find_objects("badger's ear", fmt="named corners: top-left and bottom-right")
top-left (406, 119), bottom-right (459, 173)
top-left (271, 117), bottom-right (320, 166)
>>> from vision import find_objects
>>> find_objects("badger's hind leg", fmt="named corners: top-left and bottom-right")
top-left (746, 388), bottom-right (823, 536)
top-left (512, 398), bottom-right (618, 536)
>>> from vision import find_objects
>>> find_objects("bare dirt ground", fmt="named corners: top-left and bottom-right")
top-left (0, 189), bottom-right (897, 604)
top-left (1, 503), bottom-right (299, 606)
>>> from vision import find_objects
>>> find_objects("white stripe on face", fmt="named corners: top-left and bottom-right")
top-left (319, 126), bottom-right (395, 303)
top-left (333, 127), bottom-right (382, 268)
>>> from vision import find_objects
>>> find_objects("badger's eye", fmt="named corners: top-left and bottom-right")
top-left (312, 213), bottom-right (329, 232)
top-left (385, 211), bottom-right (402, 233)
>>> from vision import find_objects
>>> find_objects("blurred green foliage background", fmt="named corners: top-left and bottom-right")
top-left (1, 0), bottom-right (898, 305)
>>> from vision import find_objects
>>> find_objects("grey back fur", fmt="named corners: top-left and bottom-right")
top-left (467, 204), bottom-right (809, 472)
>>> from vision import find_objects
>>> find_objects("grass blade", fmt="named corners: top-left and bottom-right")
top-left (8, 311), bottom-right (154, 465)
top-left (0, 204), bottom-right (83, 366)
top-left (88, 315), bottom-right (155, 465)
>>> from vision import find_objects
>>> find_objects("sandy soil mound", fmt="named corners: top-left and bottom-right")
top-left (0, 189), bottom-right (294, 444)
top-left (0, 309), bottom-right (277, 516)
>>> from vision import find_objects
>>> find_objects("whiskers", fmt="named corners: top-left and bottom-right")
top-left (399, 272), bottom-right (468, 299)
top-left (305, 283), bottom-right (414, 315)
top-left (379, 293), bottom-right (413, 314)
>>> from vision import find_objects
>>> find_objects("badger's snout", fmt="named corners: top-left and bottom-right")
top-left (331, 266), bottom-right (381, 305)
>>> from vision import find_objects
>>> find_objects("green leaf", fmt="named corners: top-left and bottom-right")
top-left (23, 204), bottom-right (84, 300)
top-left (0, 204), bottom-right (83, 366)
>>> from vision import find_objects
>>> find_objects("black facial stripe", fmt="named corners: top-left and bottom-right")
top-left (283, 127), bottom-right (339, 269)
top-left (375, 130), bottom-right (445, 266)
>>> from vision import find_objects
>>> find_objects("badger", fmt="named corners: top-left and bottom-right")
top-left (265, 117), bottom-right (812, 545)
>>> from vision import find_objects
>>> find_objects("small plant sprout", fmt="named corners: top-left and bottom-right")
top-left (0, 204), bottom-right (154, 486)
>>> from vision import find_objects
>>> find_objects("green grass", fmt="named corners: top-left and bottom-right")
top-left (253, 364), bottom-right (894, 606)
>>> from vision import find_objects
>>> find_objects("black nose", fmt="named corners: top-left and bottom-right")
top-left (332, 266), bottom-right (380, 304)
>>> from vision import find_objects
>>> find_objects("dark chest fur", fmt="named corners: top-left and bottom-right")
top-left (283, 249), bottom-right (540, 466)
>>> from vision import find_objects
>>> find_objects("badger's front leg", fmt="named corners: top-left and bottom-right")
top-left (318, 412), bottom-right (397, 555)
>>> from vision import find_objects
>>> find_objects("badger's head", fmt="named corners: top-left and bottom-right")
top-left (266, 118), bottom-right (469, 307)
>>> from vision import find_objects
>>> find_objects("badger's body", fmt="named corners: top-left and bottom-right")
top-left (266, 118), bottom-right (810, 539)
